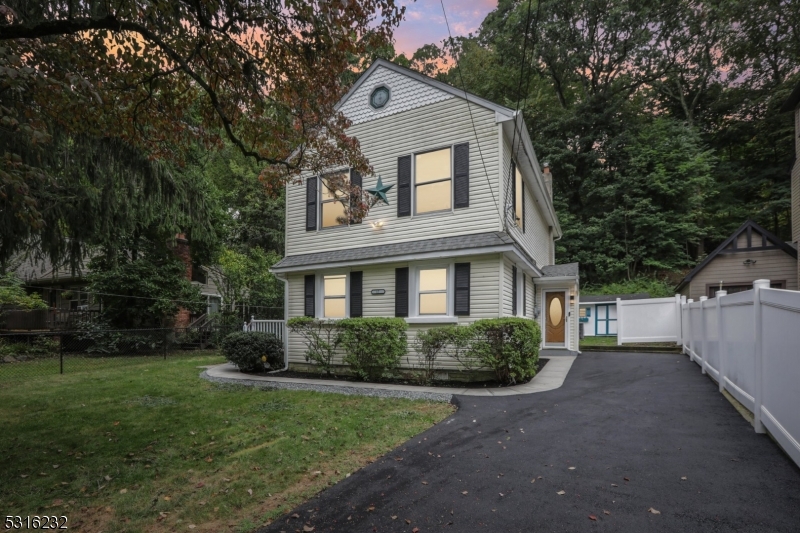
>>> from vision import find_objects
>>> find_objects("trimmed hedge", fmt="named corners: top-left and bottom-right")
top-left (338, 317), bottom-right (408, 381)
top-left (286, 317), bottom-right (339, 375)
top-left (467, 318), bottom-right (541, 384)
top-left (221, 331), bottom-right (283, 372)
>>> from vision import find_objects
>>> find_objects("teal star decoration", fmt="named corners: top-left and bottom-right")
top-left (366, 175), bottom-right (393, 205)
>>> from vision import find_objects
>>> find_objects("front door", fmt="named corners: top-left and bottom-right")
top-left (545, 292), bottom-right (566, 345)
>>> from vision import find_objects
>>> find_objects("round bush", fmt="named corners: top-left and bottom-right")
top-left (221, 332), bottom-right (283, 372)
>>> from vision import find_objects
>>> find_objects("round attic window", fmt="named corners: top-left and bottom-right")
top-left (369, 86), bottom-right (390, 109)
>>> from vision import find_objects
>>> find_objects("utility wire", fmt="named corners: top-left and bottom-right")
top-left (20, 283), bottom-right (282, 309)
top-left (505, 0), bottom-right (541, 225)
top-left (439, 0), bottom-right (504, 226)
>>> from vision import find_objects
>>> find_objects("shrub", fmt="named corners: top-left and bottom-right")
top-left (467, 318), bottom-right (541, 384)
top-left (221, 331), bottom-right (283, 372)
top-left (338, 318), bottom-right (407, 381)
top-left (413, 325), bottom-right (472, 383)
top-left (287, 317), bottom-right (340, 375)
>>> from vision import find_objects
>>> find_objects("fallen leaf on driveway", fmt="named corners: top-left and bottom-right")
top-left (611, 483), bottom-right (618, 487)
top-left (461, 491), bottom-right (468, 495)
top-left (648, 508), bottom-right (661, 515)
top-left (624, 477), bottom-right (630, 481)
top-left (589, 515), bottom-right (597, 521)
top-left (557, 490), bottom-right (565, 495)
top-left (303, 526), bottom-right (315, 532)
top-left (603, 510), bottom-right (611, 515)
top-left (681, 476), bottom-right (687, 481)
top-left (412, 528), bottom-right (420, 533)
top-left (391, 515), bottom-right (397, 520)
top-left (405, 519), bottom-right (411, 524)
top-left (367, 505), bottom-right (375, 512)
top-left (530, 479), bottom-right (536, 483)
top-left (291, 513), bottom-right (300, 519)
top-left (568, 467), bottom-right (576, 470)
top-left (499, 493), bottom-right (504, 497)
top-left (421, 481), bottom-right (428, 485)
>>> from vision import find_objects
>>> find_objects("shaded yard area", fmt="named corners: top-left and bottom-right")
top-left (0, 354), bottom-right (453, 533)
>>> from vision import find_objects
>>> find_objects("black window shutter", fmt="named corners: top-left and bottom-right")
top-left (521, 181), bottom-right (526, 233)
top-left (350, 271), bottom-right (363, 318)
top-left (304, 275), bottom-right (315, 317)
top-left (454, 143), bottom-right (470, 208)
top-left (512, 265), bottom-right (517, 316)
top-left (305, 177), bottom-right (317, 231)
top-left (395, 267), bottom-right (409, 317)
top-left (454, 262), bottom-right (471, 316)
top-left (522, 274), bottom-right (527, 317)
top-left (397, 155), bottom-right (411, 217)
top-left (350, 169), bottom-right (362, 224)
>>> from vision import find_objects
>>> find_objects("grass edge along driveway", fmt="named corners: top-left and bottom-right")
top-left (0, 354), bottom-right (454, 533)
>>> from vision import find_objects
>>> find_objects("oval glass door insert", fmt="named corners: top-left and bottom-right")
top-left (549, 296), bottom-right (563, 326)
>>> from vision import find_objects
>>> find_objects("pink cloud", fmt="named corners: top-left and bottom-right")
top-left (393, 0), bottom-right (497, 56)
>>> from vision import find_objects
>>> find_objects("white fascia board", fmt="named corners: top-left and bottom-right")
top-left (271, 244), bottom-right (542, 275)
top-left (535, 275), bottom-right (579, 284)
top-left (498, 115), bottom-right (562, 237)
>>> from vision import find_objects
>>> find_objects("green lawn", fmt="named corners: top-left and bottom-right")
top-left (580, 335), bottom-right (619, 346)
top-left (0, 354), bottom-right (454, 533)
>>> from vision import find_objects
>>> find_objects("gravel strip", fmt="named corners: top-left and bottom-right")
top-left (200, 371), bottom-right (453, 403)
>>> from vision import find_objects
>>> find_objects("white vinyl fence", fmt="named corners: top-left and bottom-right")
top-left (617, 294), bottom-right (683, 345)
top-left (682, 280), bottom-right (800, 469)
top-left (245, 319), bottom-right (286, 342)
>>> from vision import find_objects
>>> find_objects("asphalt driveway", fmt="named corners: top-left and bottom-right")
top-left (258, 352), bottom-right (800, 532)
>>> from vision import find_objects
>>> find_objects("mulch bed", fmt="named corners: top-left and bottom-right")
top-left (246, 358), bottom-right (549, 389)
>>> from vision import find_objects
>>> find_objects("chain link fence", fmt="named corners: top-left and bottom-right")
top-left (0, 326), bottom-right (240, 379)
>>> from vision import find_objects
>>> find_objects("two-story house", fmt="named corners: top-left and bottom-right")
top-left (271, 59), bottom-right (580, 373)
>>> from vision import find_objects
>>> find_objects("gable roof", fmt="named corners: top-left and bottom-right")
top-left (336, 58), bottom-right (516, 119)
top-left (675, 220), bottom-right (798, 292)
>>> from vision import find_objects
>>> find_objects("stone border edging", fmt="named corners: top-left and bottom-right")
top-left (201, 355), bottom-right (576, 398)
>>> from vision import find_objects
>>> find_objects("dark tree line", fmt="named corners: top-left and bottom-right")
top-left (397, 0), bottom-right (799, 286)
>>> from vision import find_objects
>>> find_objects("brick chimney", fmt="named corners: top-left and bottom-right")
top-left (543, 163), bottom-right (553, 200)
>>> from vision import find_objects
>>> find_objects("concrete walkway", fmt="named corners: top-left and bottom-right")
top-left (205, 354), bottom-right (575, 397)
top-left (256, 351), bottom-right (800, 533)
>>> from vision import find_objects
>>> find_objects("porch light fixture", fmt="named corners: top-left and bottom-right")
top-left (371, 220), bottom-right (384, 229)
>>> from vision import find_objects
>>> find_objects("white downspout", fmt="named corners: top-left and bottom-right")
top-left (268, 272), bottom-right (290, 373)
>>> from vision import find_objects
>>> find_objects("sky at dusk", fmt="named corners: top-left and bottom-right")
top-left (393, 0), bottom-right (497, 56)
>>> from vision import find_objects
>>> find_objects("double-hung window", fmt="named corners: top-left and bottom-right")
top-left (323, 274), bottom-right (347, 318)
top-left (415, 148), bottom-right (451, 214)
top-left (320, 172), bottom-right (349, 229)
top-left (418, 268), bottom-right (448, 315)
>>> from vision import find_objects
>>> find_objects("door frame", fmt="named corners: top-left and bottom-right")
top-left (543, 289), bottom-right (568, 348)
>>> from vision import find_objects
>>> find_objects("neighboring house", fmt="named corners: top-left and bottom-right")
top-left (271, 59), bottom-right (580, 373)
top-left (579, 293), bottom-right (650, 337)
top-left (781, 80), bottom-right (800, 286)
top-left (675, 220), bottom-right (798, 300)
top-left (8, 237), bottom-right (223, 329)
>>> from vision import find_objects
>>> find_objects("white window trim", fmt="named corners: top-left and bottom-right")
top-left (412, 145), bottom-right (455, 217)
top-left (318, 170), bottom-right (352, 231)
top-left (317, 272), bottom-right (349, 319)
top-left (409, 263), bottom-right (454, 318)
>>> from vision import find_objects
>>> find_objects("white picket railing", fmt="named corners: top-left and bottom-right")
top-left (617, 294), bottom-right (683, 345)
top-left (681, 279), bottom-right (800, 469)
top-left (245, 319), bottom-right (286, 342)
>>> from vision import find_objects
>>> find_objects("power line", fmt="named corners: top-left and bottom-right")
top-left (20, 283), bottom-right (282, 309)
top-left (506, 0), bottom-right (541, 226)
top-left (439, 0), bottom-right (504, 225)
